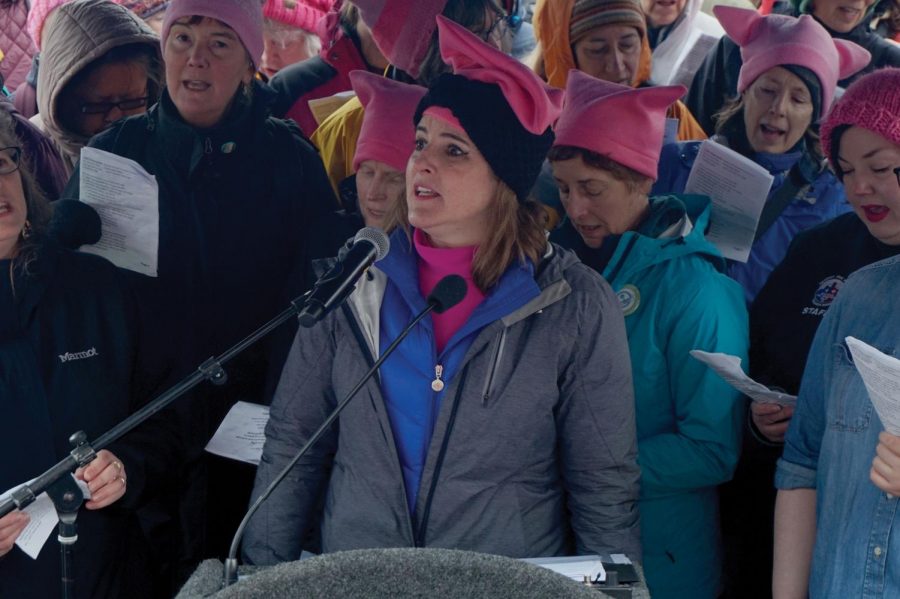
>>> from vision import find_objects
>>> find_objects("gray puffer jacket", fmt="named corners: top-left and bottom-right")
top-left (243, 244), bottom-right (642, 564)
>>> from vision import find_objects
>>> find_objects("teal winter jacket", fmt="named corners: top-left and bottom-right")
top-left (553, 194), bottom-right (748, 598)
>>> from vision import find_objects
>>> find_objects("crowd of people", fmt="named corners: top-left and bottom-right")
top-left (0, 0), bottom-right (898, 598)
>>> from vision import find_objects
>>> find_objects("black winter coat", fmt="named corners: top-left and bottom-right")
top-left (62, 82), bottom-right (338, 572)
top-left (0, 243), bottom-right (169, 599)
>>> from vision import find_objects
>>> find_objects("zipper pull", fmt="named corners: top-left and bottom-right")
top-left (431, 364), bottom-right (445, 392)
top-left (204, 138), bottom-right (213, 154)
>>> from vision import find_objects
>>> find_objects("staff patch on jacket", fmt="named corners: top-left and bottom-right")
top-left (802, 275), bottom-right (845, 316)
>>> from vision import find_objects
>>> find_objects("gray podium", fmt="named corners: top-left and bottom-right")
top-left (175, 548), bottom-right (650, 598)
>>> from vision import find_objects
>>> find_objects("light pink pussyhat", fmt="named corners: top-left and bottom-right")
top-left (162, 0), bottom-right (264, 67)
top-left (352, 0), bottom-right (449, 80)
top-left (27, 0), bottom-right (72, 50)
top-left (553, 70), bottom-right (684, 181)
top-left (714, 5), bottom-right (870, 116)
top-left (352, 71), bottom-right (426, 173)
top-left (263, 0), bottom-right (329, 34)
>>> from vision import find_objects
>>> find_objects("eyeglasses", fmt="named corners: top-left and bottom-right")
top-left (0, 146), bottom-right (22, 176)
top-left (80, 96), bottom-right (149, 115)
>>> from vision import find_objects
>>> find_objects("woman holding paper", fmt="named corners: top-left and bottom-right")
top-left (0, 109), bottom-right (162, 598)
top-left (737, 68), bottom-right (900, 599)
top-left (60, 0), bottom-right (337, 579)
top-left (244, 17), bottom-right (641, 566)
top-left (772, 262), bottom-right (900, 597)
top-left (547, 71), bottom-right (748, 599)
top-left (653, 6), bottom-right (870, 305)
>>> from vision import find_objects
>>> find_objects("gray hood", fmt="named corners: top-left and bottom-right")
top-left (37, 0), bottom-right (160, 173)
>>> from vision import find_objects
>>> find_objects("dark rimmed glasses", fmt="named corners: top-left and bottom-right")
top-left (0, 146), bottom-right (22, 176)
top-left (80, 96), bottom-right (150, 115)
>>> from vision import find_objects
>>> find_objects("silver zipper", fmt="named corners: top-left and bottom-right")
top-left (431, 364), bottom-right (444, 392)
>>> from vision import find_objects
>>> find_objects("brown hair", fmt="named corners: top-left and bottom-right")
top-left (384, 181), bottom-right (548, 292)
top-left (416, 0), bottom-right (507, 86)
top-left (0, 111), bottom-right (51, 277)
top-left (547, 145), bottom-right (653, 193)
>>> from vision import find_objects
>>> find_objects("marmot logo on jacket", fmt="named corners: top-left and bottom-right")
top-left (58, 348), bottom-right (99, 363)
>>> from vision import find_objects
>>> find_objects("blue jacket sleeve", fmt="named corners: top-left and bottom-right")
top-left (638, 272), bottom-right (749, 496)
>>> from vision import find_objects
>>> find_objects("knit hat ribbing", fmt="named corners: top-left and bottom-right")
top-left (570, 0), bottom-right (646, 44)
top-left (113, 0), bottom-right (170, 19)
top-left (263, 0), bottom-right (327, 34)
top-left (162, 0), bottom-right (264, 67)
top-left (820, 68), bottom-right (900, 167)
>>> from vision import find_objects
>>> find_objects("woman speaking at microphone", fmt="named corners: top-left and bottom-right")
top-left (244, 17), bottom-right (641, 563)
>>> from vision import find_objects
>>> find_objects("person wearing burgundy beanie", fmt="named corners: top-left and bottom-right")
top-left (244, 16), bottom-right (641, 565)
top-left (267, 1), bottom-right (388, 137)
top-left (259, 0), bottom-right (328, 79)
top-left (740, 68), bottom-right (900, 599)
top-left (549, 70), bottom-right (748, 598)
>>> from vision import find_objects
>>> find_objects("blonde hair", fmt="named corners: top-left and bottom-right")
top-left (385, 182), bottom-right (548, 292)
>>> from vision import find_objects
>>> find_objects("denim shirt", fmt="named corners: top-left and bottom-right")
top-left (776, 254), bottom-right (900, 598)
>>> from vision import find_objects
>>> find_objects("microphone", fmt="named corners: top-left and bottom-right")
top-left (224, 274), bottom-right (468, 586)
top-left (298, 227), bottom-right (390, 328)
top-left (47, 200), bottom-right (102, 249)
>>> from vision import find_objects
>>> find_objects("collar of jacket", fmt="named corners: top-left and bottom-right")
top-left (377, 228), bottom-right (541, 340)
top-left (346, 229), bottom-right (582, 358)
top-left (153, 80), bottom-right (274, 174)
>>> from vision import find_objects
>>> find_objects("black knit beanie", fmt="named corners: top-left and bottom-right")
top-left (414, 72), bottom-right (555, 202)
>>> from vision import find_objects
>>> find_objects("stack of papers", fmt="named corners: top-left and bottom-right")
top-left (521, 555), bottom-right (606, 583)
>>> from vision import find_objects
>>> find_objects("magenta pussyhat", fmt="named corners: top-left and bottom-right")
top-left (162, 0), bottom-right (264, 67)
top-left (353, 0), bottom-right (449, 80)
top-left (714, 6), bottom-right (869, 116)
top-left (820, 68), bottom-right (900, 166)
top-left (263, 0), bottom-right (328, 33)
top-left (352, 70), bottom-right (427, 173)
top-left (553, 70), bottom-right (684, 181)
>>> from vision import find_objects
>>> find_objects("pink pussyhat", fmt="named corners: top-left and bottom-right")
top-left (162, 0), bottom-right (264, 68)
top-left (553, 70), bottom-right (685, 181)
top-left (351, 70), bottom-right (427, 173)
top-left (263, 0), bottom-right (329, 34)
top-left (352, 0), bottom-right (449, 80)
top-left (714, 5), bottom-right (870, 116)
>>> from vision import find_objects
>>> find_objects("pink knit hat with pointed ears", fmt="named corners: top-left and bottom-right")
top-left (714, 6), bottom-right (870, 116)
top-left (414, 16), bottom-right (564, 202)
top-left (553, 70), bottom-right (684, 181)
top-left (263, 0), bottom-right (329, 33)
top-left (162, 0), bottom-right (264, 68)
top-left (352, 70), bottom-right (427, 173)
top-left (353, 0), bottom-right (448, 80)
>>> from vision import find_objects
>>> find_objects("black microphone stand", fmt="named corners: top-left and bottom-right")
top-left (0, 290), bottom-right (310, 599)
top-left (223, 297), bottom-right (445, 587)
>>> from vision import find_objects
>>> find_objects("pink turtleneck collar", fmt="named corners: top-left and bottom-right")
top-left (414, 228), bottom-right (485, 353)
